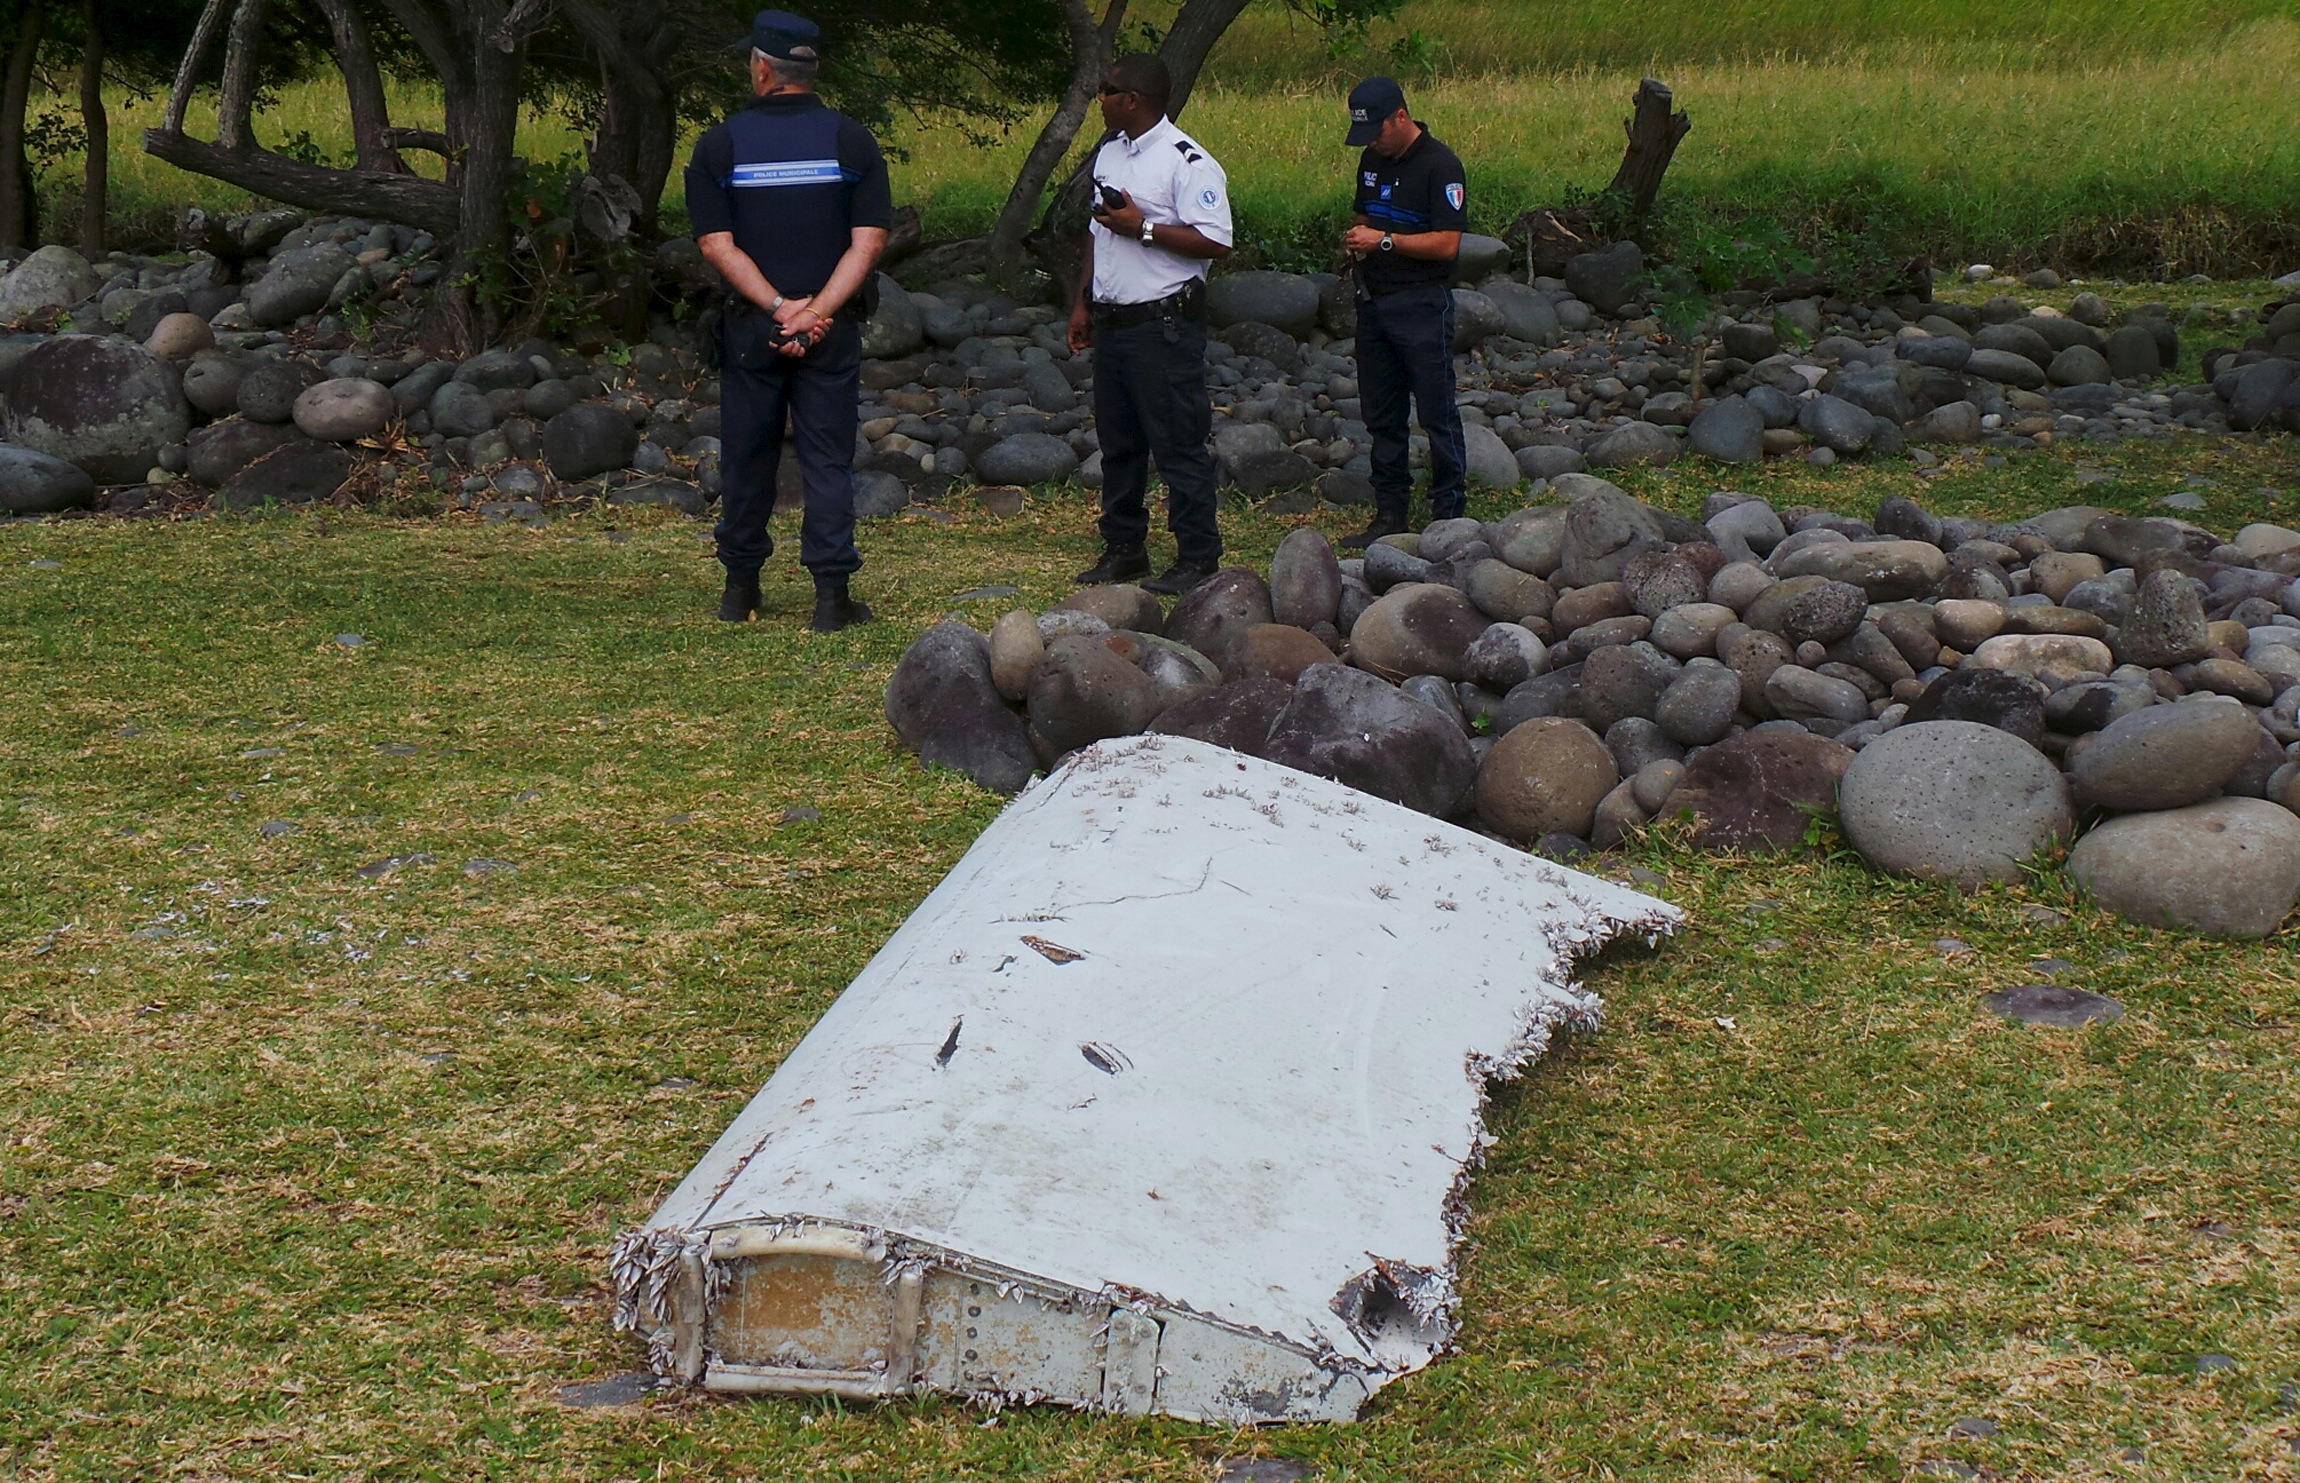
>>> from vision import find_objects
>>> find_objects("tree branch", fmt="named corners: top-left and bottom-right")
top-left (166, 0), bottom-right (230, 135)
top-left (141, 128), bottom-right (462, 239)
top-left (216, 0), bottom-right (271, 150)
top-left (312, 0), bottom-right (408, 174)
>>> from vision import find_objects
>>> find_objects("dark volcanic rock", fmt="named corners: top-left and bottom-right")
top-left (884, 622), bottom-right (1036, 794)
top-left (1664, 728), bottom-right (1855, 851)
top-left (219, 440), bottom-right (354, 509)
top-left (2, 334), bottom-right (189, 482)
top-left (543, 404), bottom-right (640, 482)
top-left (1262, 663), bottom-right (1477, 817)
top-left (1027, 633), bottom-right (1162, 753)
top-left (1163, 568), bottom-right (1275, 672)
top-left (1904, 667), bottom-right (2048, 745)
top-left (1146, 676), bottom-right (1292, 757)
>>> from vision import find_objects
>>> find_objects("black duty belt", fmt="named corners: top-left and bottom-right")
top-left (1358, 277), bottom-right (1441, 299)
top-left (1092, 279), bottom-right (1206, 327)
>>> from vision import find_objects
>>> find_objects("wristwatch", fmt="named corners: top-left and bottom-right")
top-left (1139, 219), bottom-right (1157, 246)
top-left (1378, 233), bottom-right (1395, 253)
top-left (767, 294), bottom-right (786, 311)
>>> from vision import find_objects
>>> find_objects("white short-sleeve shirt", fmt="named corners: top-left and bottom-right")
top-left (1088, 117), bottom-right (1233, 307)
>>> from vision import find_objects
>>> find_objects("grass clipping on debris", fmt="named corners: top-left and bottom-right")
top-left (4, 438), bottom-right (2299, 1480)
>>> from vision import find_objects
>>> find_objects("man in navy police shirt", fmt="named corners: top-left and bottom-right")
top-left (684, 10), bottom-right (892, 632)
top-left (1339, 75), bottom-right (1468, 549)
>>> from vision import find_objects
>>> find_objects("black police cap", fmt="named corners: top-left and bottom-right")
top-left (736, 9), bottom-right (820, 59)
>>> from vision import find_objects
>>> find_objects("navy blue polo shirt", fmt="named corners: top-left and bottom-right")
top-left (685, 93), bottom-right (894, 297)
top-left (1352, 126), bottom-right (1467, 290)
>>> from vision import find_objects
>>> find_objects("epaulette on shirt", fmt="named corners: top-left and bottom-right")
top-left (1172, 137), bottom-right (1204, 164)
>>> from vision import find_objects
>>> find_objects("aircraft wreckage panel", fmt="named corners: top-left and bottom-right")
top-left (614, 733), bottom-right (1678, 1422)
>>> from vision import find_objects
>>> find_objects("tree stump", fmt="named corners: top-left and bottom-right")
top-left (1501, 77), bottom-right (1691, 279)
top-left (1607, 78), bottom-right (1691, 218)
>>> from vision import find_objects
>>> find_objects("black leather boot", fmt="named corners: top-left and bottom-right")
top-left (717, 573), bottom-right (761, 621)
top-left (1338, 515), bottom-right (1411, 551)
top-left (1142, 558), bottom-right (1220, 596)
top-left (809, 573), bottom-right (875, 633)
top-left (1074, 545), bottom-right (1151, 585)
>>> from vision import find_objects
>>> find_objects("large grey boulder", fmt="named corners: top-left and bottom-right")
top-left (1481, 280), bottom-right (1560, 345)
top-left (185, 419), bottom-right (305, 486)
top-left (975, 432), bottom-right (1078, 485)
top-left (2068, 798), bottom-right (2300, 938)
top-left (1163, 567), bottom-right (1275, 672)
top-left (1840, 721), bottom-right (2073, 887)
top-left (428, 380), bottom-right (495, 438)
top-left (1583, 421), bottom-right (1678, 468)
top-left (884, 622), bottom-right (1037, 795)
top-left (1027, 633), bottom-right (1162, 753)
top-left (1206, 272), bottom-right (1319, 337)
top-left (219, 440), bottom-right (354, 509)
top-left (1686, 395), bottom-right (1763, 462)
top-left (1449, 290), bottom-right (1508, 351)
top-left (1966, 347), bottom-right (2048, 389)
top-left (1451, 234), bottom-right (1511, 282)
top-left (1665, 728), bottom-right (1855, 851)
top-left (0, 245), bottom-right (99, 322)
top-left (542, 404), bottom-right (639, 481)
top-left (243, 243), bottom-right (357, 328)
top-left (861, 274), bottom-right (924, 359)
top-left (1, 335), bottom-right (188, 482)
top-left (1269, 527), bottom-right (1342, 628)
top-left (1562, 241), bottom-right (1644, 315)
top-left (2070, 697), bottom-right (2261, 811)
top-left (1460, 423), bottom-right (1520, 488)
top-left (1772, 539), bottom-right (1947, 601)
top-left (1348, 583), bottom-right (1490, 683)
top-left (1262, 663), bottom-right (1477, 818)
top-left (293, 378), bottom-right (395, 442)
top-left (0, 442), bottom-right (97, 513)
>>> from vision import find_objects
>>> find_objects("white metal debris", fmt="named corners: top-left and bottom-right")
top-left (614, 733), bottom-right (1679, 1422)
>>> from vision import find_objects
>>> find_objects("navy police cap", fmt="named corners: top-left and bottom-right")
top-left (1344, 75), bottom-right (1407, 146)
top-left (737, 9), bottom-right (820, 59)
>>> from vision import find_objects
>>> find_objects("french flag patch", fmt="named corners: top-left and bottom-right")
top-left (1444, 182), bottom-right (1464, 210)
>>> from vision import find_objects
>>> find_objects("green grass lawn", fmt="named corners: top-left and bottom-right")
top-left (5, 435), bottom-right (2300, 1479)
top-left (48, 2), bottom-right (2300, 277)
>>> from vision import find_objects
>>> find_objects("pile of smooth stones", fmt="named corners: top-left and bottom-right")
top-left (888, 477), bottom-right (2300, 939)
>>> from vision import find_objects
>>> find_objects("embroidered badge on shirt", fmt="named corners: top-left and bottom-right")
top-left (1445, 182), bottom-right (1465, 210)
top-left (1200, 187), bottom-right (1218, 206)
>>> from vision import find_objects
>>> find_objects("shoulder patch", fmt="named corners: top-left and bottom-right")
top-left (1444, 181), bottom-right (1465, 210)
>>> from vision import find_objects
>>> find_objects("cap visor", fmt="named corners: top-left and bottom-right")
top-left (1344, 121), bottom-right (1381, 146)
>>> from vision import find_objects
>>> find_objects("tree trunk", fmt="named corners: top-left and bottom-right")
top-left (989, 0), bottom-right (1124, 274)
top-left (0, 0), bottom-right (42, 250)
top-left (558, 0), bottom-right (679, 235)
top-left (217, 0), bottom-right (269, 149)
top-left (1156, 0), bottom-right (1251, 118)
top-left (76, 0), bottom-right (104, 255)
top-left (1605, 77), bottom-right (1690, 217)
top-left (312, 0), bottom-right (408, 174)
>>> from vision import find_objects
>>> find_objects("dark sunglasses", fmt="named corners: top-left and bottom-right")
top-left (1097, 83), bottom-right (1137, 96)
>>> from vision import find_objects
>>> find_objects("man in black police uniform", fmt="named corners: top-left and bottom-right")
top-left (1338, 75), bottom-right (1467, 550)
top-left (685, 10), bottom-right (892, 631)
top-left (1066, 54), bottom-right (1235, 596)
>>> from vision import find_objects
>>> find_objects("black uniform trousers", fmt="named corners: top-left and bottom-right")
top-left (1091, 309), bottom-right (1223, 565)
top-left (714, 305), bottom-right (863, 580)
top-left (1357, 282), bottom-right (1467, 524)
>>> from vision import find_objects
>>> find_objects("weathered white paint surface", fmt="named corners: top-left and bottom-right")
top-left (615, 733), bottom-right (1679, 1421)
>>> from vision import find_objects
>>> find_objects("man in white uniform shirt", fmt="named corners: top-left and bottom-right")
top-left (1065, 53), bottom-right (1233, 595)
